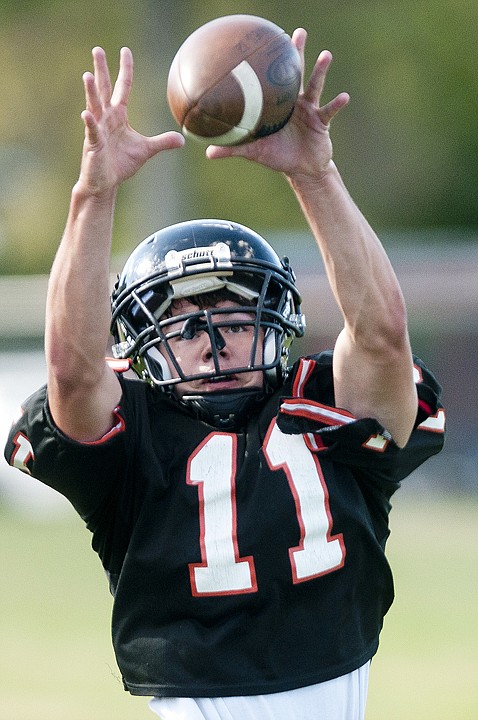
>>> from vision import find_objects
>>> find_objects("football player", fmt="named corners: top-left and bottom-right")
top-left (4, 30), bottom-right (445, 720)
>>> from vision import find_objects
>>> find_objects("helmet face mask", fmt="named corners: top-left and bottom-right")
top-left (111, 220), bottom-right (305, 427)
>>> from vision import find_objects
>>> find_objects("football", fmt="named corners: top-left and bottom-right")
top-left (167, 14), bottom-right (301, 146)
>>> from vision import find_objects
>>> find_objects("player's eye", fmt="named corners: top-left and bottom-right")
top-left (170, 332), bottom-right (196, 343)
top-left (226, 324), bottom-right (246, 334)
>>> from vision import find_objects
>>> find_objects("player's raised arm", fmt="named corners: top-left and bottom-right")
top-left (45, 47), bottom-right (184, 442)
top-left (207, 30), bottom-right (417, 447)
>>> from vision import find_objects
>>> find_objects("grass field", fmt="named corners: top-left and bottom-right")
top-left (1, 492), bottom-right (477, 720)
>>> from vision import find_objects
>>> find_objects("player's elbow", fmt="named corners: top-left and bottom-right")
top-left (354, 291), bottom-right (410, 360)
top-left (46, 341), bottom-right (107, 397)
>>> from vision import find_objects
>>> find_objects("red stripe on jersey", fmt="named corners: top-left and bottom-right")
top-left (304, 433), bottom-right (327, 452)
top-left (292, 358), bottom-right (316, 397)
top-left (81, 409), bottom-right (126, 446)
top-left (418, 398), bottom-right (433, 416)
top-left (280, 398), bottom-right (356, 427)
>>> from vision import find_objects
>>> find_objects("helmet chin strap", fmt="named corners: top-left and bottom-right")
top-left (179, 388), bottom-right (267, 429)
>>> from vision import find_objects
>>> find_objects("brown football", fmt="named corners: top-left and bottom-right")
top-left (167, 15), bottom-right (301, 146)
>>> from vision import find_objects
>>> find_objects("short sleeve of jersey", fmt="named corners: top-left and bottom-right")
top-left (3, 382), bottom-right (130, 523)
top-left (277, 351), bottom-right (445, 488)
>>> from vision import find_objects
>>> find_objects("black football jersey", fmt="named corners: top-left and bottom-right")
top-left (4, 351), bottom-right (445, 697)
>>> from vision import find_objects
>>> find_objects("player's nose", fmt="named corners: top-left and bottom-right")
top-left (201, 328), bottom-right (229, 361)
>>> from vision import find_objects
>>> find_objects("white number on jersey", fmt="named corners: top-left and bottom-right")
top-left (187, 433), bottom-right (257, 596)
top-left (187, 420), bottom-right (345, 596)
top-left (11, 432), bottom-right (34, 475)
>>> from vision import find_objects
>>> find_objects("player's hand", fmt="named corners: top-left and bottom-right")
top-left (77, 47), bottom-right (184, 197)
top-left (206, 29), bottom-right (349, 180)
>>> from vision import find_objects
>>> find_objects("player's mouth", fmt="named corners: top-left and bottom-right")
top-left (202, 374), bottom-right (239, 389)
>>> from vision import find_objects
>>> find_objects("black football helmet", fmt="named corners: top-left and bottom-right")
top-left (111, 219), bottom-right (305, 428)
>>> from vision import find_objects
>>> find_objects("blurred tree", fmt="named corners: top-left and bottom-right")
top-left (0, 0), bottom-right (144, 273)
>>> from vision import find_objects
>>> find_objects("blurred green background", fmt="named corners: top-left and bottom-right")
top-left (1, 494), bottom-right (477, 720)
top-left (1, 0), bottom-right (477, 274)
top-left (1, 1), bottom-right (477, 718)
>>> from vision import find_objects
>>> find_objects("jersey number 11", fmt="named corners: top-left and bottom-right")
top-left (187, 420), bottom-right (345, 597)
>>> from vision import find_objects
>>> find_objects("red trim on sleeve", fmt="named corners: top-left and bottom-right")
top-left (80, 408), bottom-right (126, 446)
top-left (304, 433), bottom-right (327, 452)
top-left (280, 398), bottom-right (356, 427)
top-left (418, 398), bottom-right (433, 416)
top-left (106, 357), bottom-right (132, 373)
top-left (292, 358), bottom-right (316, 398)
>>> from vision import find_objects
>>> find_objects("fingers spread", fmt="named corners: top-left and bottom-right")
top-left (319, 92), bottom-right (350, 126)
top-left (83, 71), bottom-right (101, 118)
top-left (302, 50), bottom-right (333, 106)
top-left (206, 144), bottom-right (244, 161)
top-left (80, 108), bottom-right (100, 146)
top-left (291, 28), bottom-right (307, 94)
top-left (147, 131), bottom-right (185, 157)
top-left (300, 50), bottom-right (349, 126)
top-left (92, 47), bottom-right (112, 104)
top-left (111, 46), bottom-right (133, 107)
